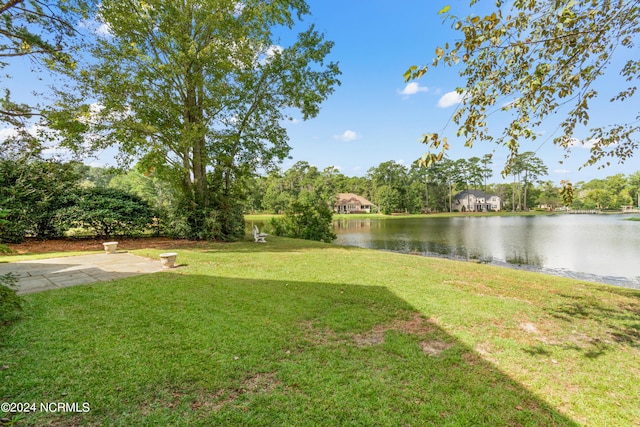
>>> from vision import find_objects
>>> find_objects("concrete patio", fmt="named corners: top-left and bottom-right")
top-left (0, 252), bottom-right (164, 295)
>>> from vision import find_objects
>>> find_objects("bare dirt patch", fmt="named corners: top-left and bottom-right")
top-left (353, 313), bottom-right (438, 348)
top-left (6, 237), bottom-right (204, 255)
top-left (207, 373), bottom-right (281, 410)
top-left (421, 341), bottom-right (453, 356)
top-left (302, 313), bottom-right (438, 350)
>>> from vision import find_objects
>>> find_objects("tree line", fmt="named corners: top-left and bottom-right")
top-left (3, 147), bottom-right (639, 243)
top-left (249, 156), bottom-right (640, 214)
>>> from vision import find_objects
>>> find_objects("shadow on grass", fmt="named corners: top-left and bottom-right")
top-left (0, 273), bottom-right (578, 426)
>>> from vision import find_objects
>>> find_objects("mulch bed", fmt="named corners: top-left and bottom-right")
top-left (6, 237), bottom-right (204, 255)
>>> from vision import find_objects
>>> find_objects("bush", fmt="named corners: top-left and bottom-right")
top-left (270, 200), bottom-right (336, 243)
top-left (55, 187), bottom-right (155, 238)
top-left (0, 159), bottom-right (84, 242)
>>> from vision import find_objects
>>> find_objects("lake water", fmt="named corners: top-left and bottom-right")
top-left (332, 215), bottom-right (640, 289)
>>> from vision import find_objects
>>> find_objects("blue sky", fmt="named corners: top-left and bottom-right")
top-left (277, 0), bottom-right (640, 184)
top-left (3, 0), bottom-right (639, 185)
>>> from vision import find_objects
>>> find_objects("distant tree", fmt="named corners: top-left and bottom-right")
top-left (509, 152), bottom-right (548, 210)
top-left (492, 183), bottom-right (513, 211)
top-left (317, 166), bottom-right (341, 203)
top-left (262, 170), bottom-right (293, 214)
top-left (376, 185), bottom-right (402, 215)
top-left (584, 189), bottom-right (611, 210)
top-left (418, 158), bottom-right (458, 212)
top-left (368, 161), bottom-right (410, 212)
top-left (243, 174), bottom-right (266, 214)
top-left (604, 174), bottom-right (629, 197)
top-left (628, 171), bottom-right (640, 206)
top-left (480, 153), bottom-right (493, 192)
top-left (334, 174), bottom-right (374, 203)
top-left (408, 162), bottom-right (430, 213)
top-left (537, 181), bottom-right (562, 210)
top-left (440, 159), bottom-right (459, 212)
top-left (109, 165), bottom-right (173, 212)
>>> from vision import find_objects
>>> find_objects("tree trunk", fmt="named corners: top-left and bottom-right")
top-left (512, 178), bottom-right (516, 212)
top-left (182, 65), bottom-right (208, 236)
top-left (424, 177), bottom-right (429, 212)
top-left (523, 170), bottom-right (529, 211)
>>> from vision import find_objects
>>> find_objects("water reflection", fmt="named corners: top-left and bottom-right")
top-left (332, 215), bottom-right (640, 289)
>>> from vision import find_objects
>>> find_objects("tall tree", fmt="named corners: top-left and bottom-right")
top-left (52, 0), bottom-right (340, 240)
top-left (367, 160), bottom-right (409, 212)
top-left (429, 158), bottom-right (458, 212)
top-left (480, 153), bottom-right (493, 192)
top-left (628, 171), bottom-right (640, 206)
top-left (406, 1), bottom-right (640, 174)
top-left (518, 152), bottom-right (548, 210)
top-left (537, 180), bottom-right (561, 211)
top-left (466, 156), bottom-right (484, 190)
top-left (408, 162), bottom-right (431, 213)
top-left (509, 152), bottom-right (548, 210)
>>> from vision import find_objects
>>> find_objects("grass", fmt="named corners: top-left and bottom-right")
top-left (1, 237), bottom-right (639, 426)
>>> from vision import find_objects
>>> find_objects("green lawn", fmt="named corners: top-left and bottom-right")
top-left (1, 237), bottom-right (639, 426)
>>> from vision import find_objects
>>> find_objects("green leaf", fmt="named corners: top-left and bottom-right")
top-left (438, 5), bottom-right (451, 15)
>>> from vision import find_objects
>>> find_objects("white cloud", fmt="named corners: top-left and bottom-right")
top-left (95, 22), bottom-right (112, 37)
top-left (0, 127), bottom-right (18, 140)
top-left (398, 82), bottom-right (428, 96)
top-left (554, 169), bottom-right (570, 175)
top-left (437, 90), bottom-right (466, 108)
top-left (0, 124), bottom-right (75, 160)
top-left (501, 98), bottom-right (519, 109)
top-left (256, 44), bottom-right (283, 65)
top-left (78, 19), bottom-right (112, 37)
top-left (265, 44), bottom-right (283, 57)
top-left (333, 130), bottom-right (360, 142)
top-left (563, 137), bottom-right (601, 149)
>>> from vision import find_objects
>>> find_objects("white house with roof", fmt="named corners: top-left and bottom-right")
top-left (453, 190), bottom-right (501, 212)
top-left (335, 193), bottom-right (376, 214)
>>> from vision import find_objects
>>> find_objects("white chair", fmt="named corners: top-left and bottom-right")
top-left (252, 225), bottom-right (267, 243)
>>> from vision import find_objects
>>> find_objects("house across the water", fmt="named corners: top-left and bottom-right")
top-left (335, 193), bottom-right (375, 214)
top-left (453, 190), bottom-right (501, 212)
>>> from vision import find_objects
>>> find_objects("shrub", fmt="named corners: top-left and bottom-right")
top-left (0, 159), bottom-right (84, 242)
top-left (270, 200), bottom-right (336, 243)
top-left (55, 187), bottom-right (155, 238)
